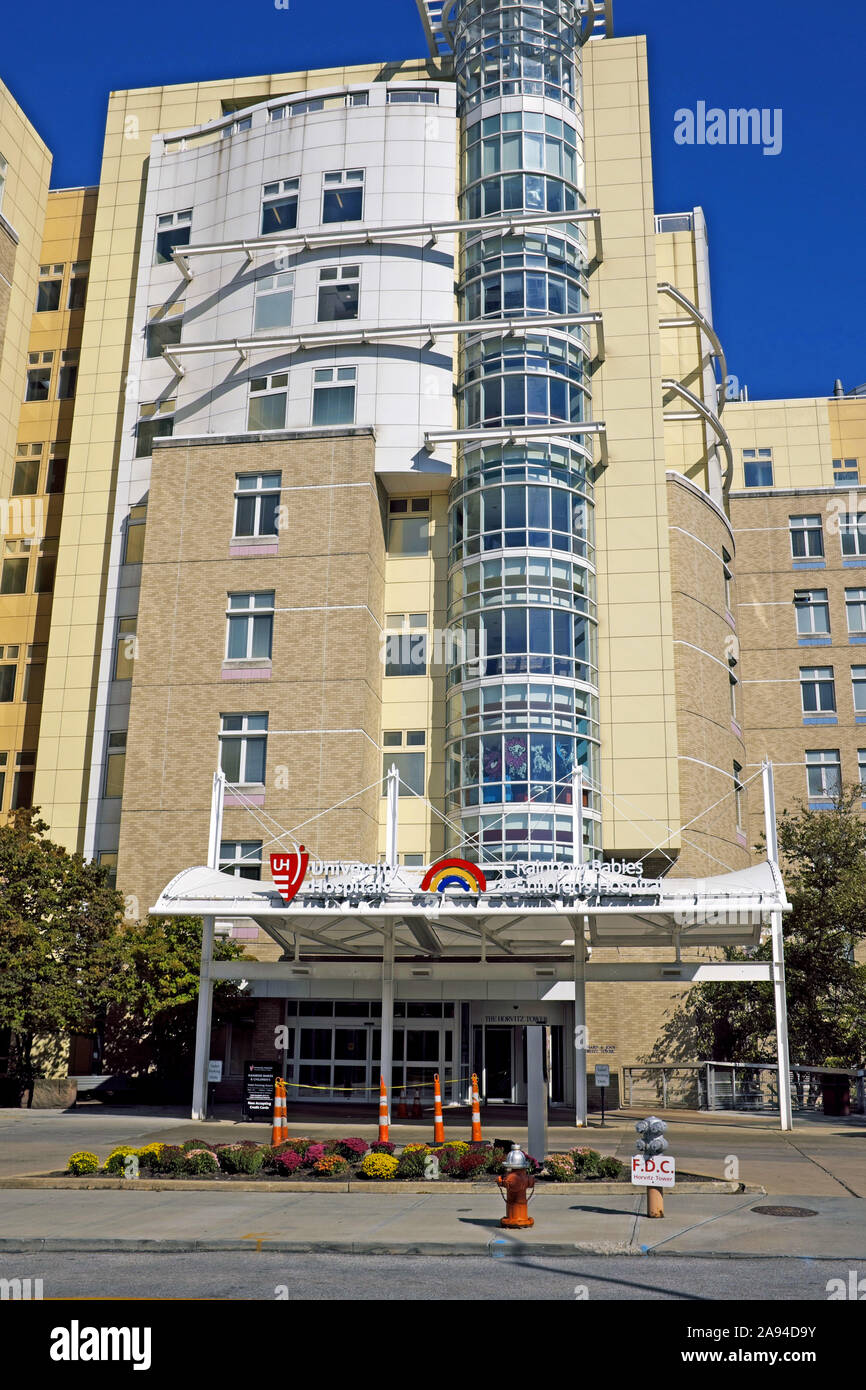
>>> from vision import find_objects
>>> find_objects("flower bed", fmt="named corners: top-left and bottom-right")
top-left (64, 1139), bottom-right (628, 1183)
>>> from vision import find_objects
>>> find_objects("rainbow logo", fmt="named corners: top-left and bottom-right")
top-left (420, 857), bottom-right (487, 895)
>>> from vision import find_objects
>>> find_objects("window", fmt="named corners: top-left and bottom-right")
top-left (800, 666), bottom-right (836, 714)
top-left (859, 750), bottom-right (866, 791)
top-left (57, 352), bottom-right (78, 399)
top-left (221, 114), bottom-right (252, 138)
top-left (846, 588), bottom-right (866, 635)
top-left (123, 503), bottom-right (147, 564)
top-left (219, 713), bottom-right (268, 785)
top-left (135, 402), bottom-right (175, 457)
top-left (1, 542), bottom-right (29, 594)
top-left (384, 614), bottom-right (428, 676)
top-left (840, 512), bottom-right (866, 557)
top-left (253, 272), bottom-right (294, 332)
top-left (98, 852), bottom-right (118, 888)
top-left (743, 448), bottom-right (773, 488)
top-left (317, 265), bottom-right (359, 321)
top-left (12, 444), bottom-right (42, 496)
top-left (833, 458), bottom-right (859, 486)
top-left (852, 667), bottom-right (866, 714)
top-left (0, 751), bottom-right (6, 809)
top-left (789, 514), bottom-right (824, 559)
top-left (261, 179), bottom-right (299, 235)
top-left (733, 761), bottom-right (744, 830)
top-left (0, 665), bottom-right (15, 702)
top-left (388, 496), bottom-right (431, 556)
top-left (386, 89), bottom-right (439, 104)
top-left (11, 750), bottom-right (35, 809)
top-left (381, 730), bottom-right (426, 796)
top-left (322, 170), bottom-right (364, 223)
top-left (805, 749), bottom-right (841, 800)
top-left (146, 312), bottom-right (183, 358)
top-left (729, 674), bottom-right (738, 721)
top-left (22, 644), bottom-right (46, 703)
top-left (34, 538), bottom-right (57, 593)
top-left (722, 547), bottom-right (733, 612)
top-left (154, 211), bottom-right (192, 265)
top-left (46, 455), bottom-right (67, 494)
top-left (219, 840), bottom-right (263, 880)
top-left (312, 366), bottom-right (356, 425)
top-left (248, 373), bottom-right (288, 430)
top-left (794, 589), bottom-right (830, 636)
top-left (114, 617), bottom-right (138, 679)
top-left (226, 592), bottom-right (274, 660)
top-left (234, 473), bottom-right (281, 537)
top-left (104, 732), bottom-right (126, 799)
top-left (68, 262), bottom-right (89, 310)
top-left (25, 353), bottom-right (53, 401)
top-left (36, 265), bottom-right (63, 312)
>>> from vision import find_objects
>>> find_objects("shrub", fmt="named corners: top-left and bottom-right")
top-left (304, 1143), bottom-right (327, 1166)
top-left (181, 1138), bottom-right (215, 1153)
top-left (136, 1143), bottom-right (164, 1170)
top-left (439, 1141), bottom-right (470, 1156)
top-left (155, 1145), bottom-right (187, 1175)
top-left (272, 1149), bottom-right (304, 1176)
top-left (184, 1149), bottom-right (220, 1175)
top-left (335, 1137), bottom-right (368, 1161)
top-left (103, 1146), bottom-right (139, 1174)
top-left (483, 1146), bottom-right (508, 1174)
top-left (598, 1156), bottom-right (625, 1180)
top-left (314, 1154), bottom-right (349, 1177)
top-left (457, 1152), bottom-right (487, 1179)
top-left (571, 1146), bottom-right (601, 1177)
top-left (359, 1152), bottom-right (400, 1180)
top-left (67, 1151), bottom-right (100, 1176)
top-left (219, 1145), bottom-right (265, 1175)
top-left (545, 1153), bottom-right (576, 1182)
top-left (395, 1150), bottom-right (428, 1179)
top-left (437, 1149), bottom-right (462, 1177)
top-left (368, 1140), bottom-right (395, 1155)
top-left (285, 1137), bottom-right (314, 1156)
top-left (402, 1142), bottom-right (429, 1154)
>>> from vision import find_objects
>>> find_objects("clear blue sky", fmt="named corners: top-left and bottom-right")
top-left (2, 0), bottom-right (863, 399)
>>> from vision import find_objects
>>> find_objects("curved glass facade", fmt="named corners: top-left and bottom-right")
top-left (447, 0), bottom-right (600, 862)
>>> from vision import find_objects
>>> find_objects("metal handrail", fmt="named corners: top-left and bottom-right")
top-left (662, 377), bottom-right (735, 494)
top-left (657, 281), bottom-right (728, 415)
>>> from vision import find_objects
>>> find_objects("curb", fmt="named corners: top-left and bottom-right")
top-left (0, 1176), bottom-right (760, 1195)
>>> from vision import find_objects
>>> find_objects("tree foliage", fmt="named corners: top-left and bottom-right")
top-left (646, 788), bottom-right (866, 1069)
top-left (0, 809), bottom-right (127, 1075)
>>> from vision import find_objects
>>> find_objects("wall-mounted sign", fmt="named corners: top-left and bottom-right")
top-left (483, 1015), bottom-right (547, 1026)
top-left (207, 1060), bottom-right (223, 1083)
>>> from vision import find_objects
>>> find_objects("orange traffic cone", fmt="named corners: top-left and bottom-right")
top-left (280, 1077), bottom-right (289, 1143)
top-left (378, 1075), bottom-right (390, 1143)
top-left (397, 1090), bottom-right (408, 1119)
top-left (470, 1072), bottom-right (483, 1142)
top-left (271, 1077), bottom-right (286, 1145)
top-left (433, 1072), bottom-right (445, 1144)
top-left (411, 1089), bottom-right (422, 1119)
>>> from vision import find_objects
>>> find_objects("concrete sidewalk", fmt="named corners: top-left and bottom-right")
top-left (0, 1188), bottom-right (864, 1259)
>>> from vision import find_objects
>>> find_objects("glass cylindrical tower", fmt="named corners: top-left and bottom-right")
top-left (446, 0), bottom-right (600, 864)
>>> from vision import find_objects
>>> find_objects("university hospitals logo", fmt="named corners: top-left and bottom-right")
top-left (420, 857), bottom-right (487, 895)
top-left (270, 847), bottom-right (309, 904)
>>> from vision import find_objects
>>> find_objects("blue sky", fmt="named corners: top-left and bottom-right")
top-left (2, 0), bottom-right (862, 399)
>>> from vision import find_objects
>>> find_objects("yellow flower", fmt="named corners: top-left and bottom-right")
top-left (359, 1152), bottom-right (400, 1180)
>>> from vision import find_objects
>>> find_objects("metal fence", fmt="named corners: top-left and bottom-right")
top-left (622, 1062), bottom-right (866, 1115)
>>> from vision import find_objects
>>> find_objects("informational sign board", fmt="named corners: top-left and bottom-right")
top-left (242, 1060), bottom-right (278, 1121)
top-left (207, 1060), bottom-right (223, 1083)
top-left (594, 1064), bottom-right (610, 1087)
top-left (631, 1155), bottom-right (675, 1188)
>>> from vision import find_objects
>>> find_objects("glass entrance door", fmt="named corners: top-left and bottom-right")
top-left (484, 1026), bottom-right (514, 1101)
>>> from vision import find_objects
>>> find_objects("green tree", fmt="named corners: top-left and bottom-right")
top-left (0, 809), bottom-right (128, 1084)
top-left (106, 913), bottom-right (247, 1086)
top-left (647, 788), bottom-right (866, 1069)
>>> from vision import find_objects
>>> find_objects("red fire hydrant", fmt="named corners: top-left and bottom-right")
top-left (497, 1143), bottom-right (535, 1228)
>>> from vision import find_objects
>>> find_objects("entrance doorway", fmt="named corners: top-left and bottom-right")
top-left (473, 1025), bottom-right (515, 1102)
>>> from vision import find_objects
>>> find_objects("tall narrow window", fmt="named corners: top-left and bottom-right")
top-left (154, 210), bottom-right (192, 265)
top-left (733, 762), bottom-right (744, 830)
top-left (805, 749), bottom-right (840, 800)
top-left (840, 512), bottom-right (866, 557)
top-left (104, 732), bottom-right (127, 798)
top-left (248, 374), bottom-right (288, 430)
top-left (261, 179), bottom-right (299, 234)
top-left (794, 589), bottom-right (830, 636)
top-left (226, 592), bottom-right (274, 660)
top-left (0, 751), bottom-right (7, 809)
top-left (114, 617), bottom-right (138, 679)
top-left (312, 366), bottom-right (356, 425)
top-left (34, 538), bottom-right (57, 593)
top-left (219, 713), bottom-right (268, 785)
top-left (789, 514), bottom-right (824, 559)
top-left (123, 504), bottom-right (148, 564)
top-left (67, 261), bottom-right (89, 310)
top-left (317, 265), bottom-right (359, 321)
top-left (12, 444), bottom-right (42, 496)
top-left (742, 448), bottom-right (773, 487)
top-left (11, 750), bottom-right (35, 809)
top-left (253, 272), bottom-right (294, 332)
top-left (851, 666), bottom-right (866, 714)
top-left (381, 730), bottom-right (426, 795)
top-left (57, 352), bottom-right (78, 399)
top-left (0, 542), bottom-right (29, 594)
top-left (800, 666), bottom-right (836, 714)
top-left (234, 474), bottom-right (281, 537)
top-left (25, 353), bottom-right (53, 401)
top-left (846, 588), bottom-right (866, 635)
top-left (136, 402), bottom-right (175, 458)
top-left (388, 497), bottom-right (431, 556)
top-left (36, 265), bottom-right (63, 312)
top-left (322, 170), bottom-right (364, 223)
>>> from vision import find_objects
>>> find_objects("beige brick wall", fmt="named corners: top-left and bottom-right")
top-left (116, 430), bottom-right (386, 915)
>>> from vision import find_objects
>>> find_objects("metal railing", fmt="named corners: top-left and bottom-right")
top-left (623, 1062), bottom-right (866, 1115)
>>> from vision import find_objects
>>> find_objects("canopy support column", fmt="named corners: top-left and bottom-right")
top-left (574, 917), bottom-right (588, 1127)
top-left (380, 930), bottom-right (395, 1126)
top-left (763, 759), bottom-right (793, 1132)
top-left (192, 769), bottom-right (225, 1121)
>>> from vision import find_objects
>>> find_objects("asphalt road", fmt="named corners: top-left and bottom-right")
top-left (2, 1251), bottom-right (860, 1300)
